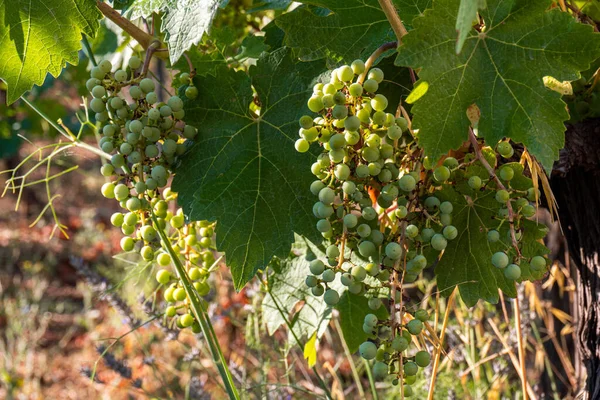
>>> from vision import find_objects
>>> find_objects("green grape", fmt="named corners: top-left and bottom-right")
top-left (368, 68), bottom-right (384, 83)
top-left (433, 166), bottom-right (450, 182)
top-left (415, 350), bottom-right (431, 367)
top-left (92, 85), bottom-right (106, 98)
top-left (305, 276), bottom-right (318, 288)
top-left (124, 212), bottom-right (138, 226)
top-left (521, 204), bottom-right (536, 218)
top-left (167, 96), bottom-right (184, 112)
top-left (405, 225), bottom-right (419, 238)
top-left (316, 219), bottom-right (331, 233)
top-left (424, 196), bottom-right (440, 211)
top-left (333, 91), bottom-right (346, 105)
top-left (468, 175), bottom-right (482, 190)
top-left (101, 182), bottom-right (116, 199)
top-left (372, 362), bottom-right (388, 380)
top-left (335, 164), bottom-right (351, 180)
top-left (114, 70), bottom-right (127, 82)
top-left (101, 141), bottom-right (114, 153)
top-left (189, 267), bottom-right (202, 280)
top-left (140, 78), bottom-right (155, 93)
top-left (371, 94), bottom-right (388, 112)
top-left (357, 224), bottom-right (372, 238)
top-left (156, 269), bottom-right (171, 284)
top-left (364, 314), bottom-right (378, 327)
top-left (359, 341), bottom-right (377, 360)
top-left (141, 245), bottom-right (155, 261)
top-left (113, 184), bottom-right (129, 201)
top-left (194, 281), bottom-right (210, 296)
top-left (165, 306), bottom-right (177, 317)
top-left (332, 105), bottom-right (348, 119)
top-left (90, 98), bottom-right (106, 113)
top-left (338, 65), bottom-right (354, 82)
top-left (308, 96), bottom-right (324, 113)
top-left (91, 66), bottom-right (105, 80)
top-left (504, 263), bottom-right (521, 280)
top-left (164, 286), bottom-right (176, 302)
top-left (179, 313), bottom-right (195, 328)
top-left (439, 201), bottom-right (453, 214)
top-left (443, 157), bottom-right (458, 169)
top-left (299, 115), bottom-right (313, 129)
top-left (157, 253), bottom-right (171, 266)
top-left (385, 242), bottom-right (403, 260)
top-left (326, 244), bottom-right (340, 259)
top-left (404, 362), bottom-right (418, 376)
top-left (323, 289), bottom-right (340, 305)
top-left (499, 166), bottom-right (514, 181)
top-left (415, 309), bottom-right (429, 322)
top-left (86, 78), bottom-right (100, 91)
top-left (295, 138), bottom-right (309, 153)
top-left (391, 336), bottom-right (409, 352)
top-left (495, 190), bottom-right (510, 203)
top-left (491, 252), bottom-right (509, 268)
top-left (431, 234), bottom-right (447, 251)
top-left (349, 83), bottom-right (363, 97)
top-left (358, 241), bottom-right (377, 257)
top-left (497, 141), bottom-right (514, 158)
top-left (487, 230), bottom-right (500, 242)
top-left (110, 213), bottom-right (124, 227)
top-left (398, 175), bottom-right (416, 192)
top-left (442, 225), bottom-right (458, 240)
top-left (365, 263), bottom-right (380, 277)
top-left (420, 228), bottom-right (435, 243)
top-left (318, 187), bottom-right (335, 205)
top-left (309, 260), bottom-right (325, 275)
top-left (322, 269), bottom-right (335, 282)
top-left (530, 256), bottom-right (547, 271)
top-left (343, 214), bottom-right (358, 228)
top-left (126, 197), bottom-right (141, 211)
top-left (406, 319), bottom-right (423, 335)
top-left (141, 225), bottom-right (157, 242)
top-left (120, 237), bottom-right (135, 251)
top-left (527, 187), bottom-right (539, 201)
top-left (351, 59), bottom-right (365, 75)
top-left (368, 297), bottom-right (382, 310)
top-left (363, 79), bottom-right (379, 93)
top-left (185, 86), bottom-right (199, 99)
top-left (128, 56), bottom-right (141, 70)
top-left (98, 59), bottom-right (112, 74)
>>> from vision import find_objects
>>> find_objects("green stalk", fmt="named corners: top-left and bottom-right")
top-left (364, 359), bottom-right (379, 400)
top-left (152, 214), bottom-right (240, 399)
top-left (81, 35), bottom-right (97, 66)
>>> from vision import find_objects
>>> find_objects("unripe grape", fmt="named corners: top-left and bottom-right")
top-left (141, 245), bottom-right (154, 261)
top-left (404, 362), bottom-right (418, 376)
top-left (368, 68), bottom-right (384, 83)
top-left (495, 189), bottom-right (510, 203)
top-left (521, 204), bottom-right (536, 218)
top-left (368, 297), bottom-right (382, 310)
top-left (433, 165), bottom-right (450, 182)
top-left (399, 175), bottom-right (416, 192)
top-left (90, 98), bottom-right (106, 113)
top-left (156, 269), bottom-right (171, 284)
top-left (468, 175), bottom-right (483, 190)
top-left (318, 187), bottom-right (335, 205)
top-left (120, 237), bottom-right (135, 251)
top-left (343, 213), bottom-right (358, 228)
top-left (407, 319), bottom-right (423, 335)
top-left (497, 141), bottom-right (514, 158)
top-left (358, 241), bottom-right (376, 257)
top-left (99, 59), bottom-right (112, 74)
top-left (165, 306), bottom-right (177, 317)
top-left (372, 361), bottom-right (388, 380)
top-left (140, 225), bottom-right (157, 242)
top-left (431, 234), bottom-right (447, 251)
top-left (415, 309), bottom-right (429, 322)
top-left (86, 78), bottom-right (101, 91)
top-left (504, 263), bottom-right (521, 280)
top-left (442, 225), bottom-right (458, 240)
top-left (363, 79), bottom-right (378, 93)
top-left (385, 242), bottom-right (403, 260)
top-left (391, 336), bottom-right (409, 352)
top-left (126, 197), bottom-right (141, 211)
top-left (359, 341), bottom-right (377, 360)
top-left (140, 78), bottom-right (155, 93)
top-left (349, 83), bottom-right (363, 97)
top-left (309, 260), bottom-right (325, 275)
top-left (173, 288), bottom-right (187, 301)
top-left (364, 314), bottom-right (378, 327)
top-left (487, 230), bottom-right (500, 242)
top-left (338, 65), bottom-right (354, 82)
top-left (114, 70), bottom-right (127, 82)
top-left (323, 289), bottom-right (339, 305)
top-left (316, 219), bottom-right (331, 233)
top-left (371, 94), bottom-right (388, 112)
top-left (128, 56), bottom-right (141, 70)
top-left (307, 96), bottom-right (324, 112)
top-left (164, 286), bottom-right (176, 302)
top-left (179, 313), bottom-right (194, 328)
top-left (439, 201), bottom-right (453, 214)
top-left (415, 350), bottom-right (431, 367)
top-left (357, 224), bottom-right (372, 238)
top-left (499, 166), bottom-right (514, 181)
top-left (157, 253), bottom-right (171, 266)
top-left (491, 252), bottom-right (509, 268)
top-left (101, 182), bottom-right (116, 199)
top-left (530, 256), bottom-right (547, 271)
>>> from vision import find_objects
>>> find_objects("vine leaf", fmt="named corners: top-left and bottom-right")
top-left (0, 0), bottom-right (101, 104)
top-left (337, 291), bottom-right (388, 352)
top-left (395, 0), bottom-right (600, 173)
top-left (435, 163), bottom-right (548, 307)
top-left (275, 0), bottom-right (431, 64)
top-left (162, 0), bottom-right (221, 64)
top-left (172, 48), bottom-right (325, 289)
top-left (455, 0), bottom-right (486, 54)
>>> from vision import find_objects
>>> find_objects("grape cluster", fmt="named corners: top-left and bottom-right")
top-left (296, 61), bottom-right (549, 391)
top-left (91, 57), bottom-right (213, 332)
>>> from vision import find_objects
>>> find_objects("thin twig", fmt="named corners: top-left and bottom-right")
top-left (357, 42), bottom-right (398, 84)
top-left (96, 1), bottom-right (161, 52)
top-left (468, 127), bottom-right (521, 257)
top-left (514, 293), bottom-right (528, 400)
top-left (427, 287), bottom-right (456, 400)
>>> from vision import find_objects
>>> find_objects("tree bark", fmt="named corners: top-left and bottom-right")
top-left (551, 119), bottom-right (600, 399)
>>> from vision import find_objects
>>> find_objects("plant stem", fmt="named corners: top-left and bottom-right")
top-left (514, 293), bottom-right (528, 400)
top-left (152, 214), bottom-right (240, 399)
top-left (427, 287), bottom-right (456, 400)
top-left (96, 1), bottom-right (166, 56)
top-left (357, 41), bottom-right (398, 84)
top-left (468, 128), bottom-right (521, 256)
top-left (81, 35), bottom-right (97, 66)
top-left (333, 317), bottom-right (365, 398)
top-left (377, 0), bottom-right (408, 42)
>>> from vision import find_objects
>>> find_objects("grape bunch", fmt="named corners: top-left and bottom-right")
top-left (91, 57), bottom-right (214, 332)
top-left (296, 60), bottom-right (549, 391)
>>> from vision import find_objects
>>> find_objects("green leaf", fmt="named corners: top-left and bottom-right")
top-left (336, 291), bottom-right (388, 353)
top-left (238, 35), bottom-right (270, 59)
top-left (455, 0), bottom-right (486, 54)
top-left (162, 0), bottom-right (221, 64)
top-left (126, 0), bottom-right (165, 19)
top-left (0, 0), bottom-right (101, 104)
top-left (172, 48), bottom-right (326, 289)
top-left (275, 0), bottom-right (431, 64)
top-left (435, 163), bottom-right (548, 307)
top-left (395, 0), bottom-right (600, 173)
top-left (248, 0), bottom-right (292, 13)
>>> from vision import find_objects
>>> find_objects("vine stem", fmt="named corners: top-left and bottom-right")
top-left (467, 127), bottom-right (521, 257)
top-left (357, 41), bottom-right (398, 84)
top-left (96, 1), bottom-right (167, 57)
top-left (81, 35), bottom-right (97, 67)
top-left (151, 214), bottom-right (241, 400)
top-left (377, 0), bottom-right (408, 44)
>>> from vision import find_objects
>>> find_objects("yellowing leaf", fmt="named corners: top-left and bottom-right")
top-left (406, 80), bottom-right (429, 104)
top-left (304, 332), bottom-right (318, 367)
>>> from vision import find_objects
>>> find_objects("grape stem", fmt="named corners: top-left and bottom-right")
top-left (96, 1), bottom-right (166, 56)
top-left (141, 41), bottom-right (162, 76)
top-left (467, 127), bottom-right (522, 257)
top-left (377, 0), bottom-right (408, 44)
top-left (357, 41), bottom-right (398, 84)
